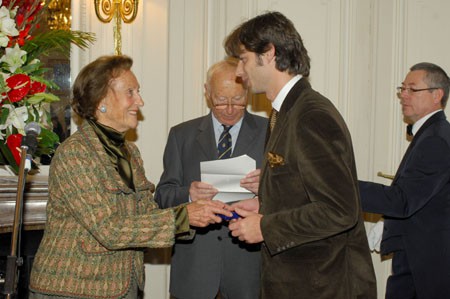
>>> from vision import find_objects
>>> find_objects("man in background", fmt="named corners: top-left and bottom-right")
top-left (226, 11), bottom-right (376, 298)
top-left (360, 62), bottom-right (450, 298)
top-left (155, 57), bottom-right (267, 299)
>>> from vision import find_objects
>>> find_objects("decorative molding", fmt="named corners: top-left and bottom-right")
top-left (391, 0), bottom-right (408, 172)
top-left (337, 0), bottom-right (350, 118)
top-left (366, 0), bottom-right (380, 179)
top-left (168, 0), bottom-right (207, 123)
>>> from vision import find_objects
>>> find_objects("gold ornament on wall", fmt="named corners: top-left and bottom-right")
top-left (94, 0), bottom-right (139, 55)
top-left (47, 0), bottom-right (72, 30)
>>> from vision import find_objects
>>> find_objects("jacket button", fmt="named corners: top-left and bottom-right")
top-left (217, 236), bottom-right (222, 241)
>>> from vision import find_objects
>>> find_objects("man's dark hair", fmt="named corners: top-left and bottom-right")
top-left (236, 11), bottom-right (311, 77)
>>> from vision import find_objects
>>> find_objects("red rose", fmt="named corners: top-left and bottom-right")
top-left (6, 134), bottom-right (23, 166)
top-left (6, 74), bottom-right (31, 102)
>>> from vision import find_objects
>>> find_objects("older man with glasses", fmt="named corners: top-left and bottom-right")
top-left (155, 57), bottom-right (267, 299)
top-left (360, 62), bottom-right (450, 298)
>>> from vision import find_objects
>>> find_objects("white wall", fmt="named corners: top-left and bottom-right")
top-left (72, 1), bottom-right (450, 298)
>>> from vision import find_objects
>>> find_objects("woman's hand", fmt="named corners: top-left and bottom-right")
top-left (186, 199), bottom-right (232, 227)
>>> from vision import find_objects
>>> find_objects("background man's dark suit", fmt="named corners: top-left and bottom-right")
top-left (155, 111), bottom-right (267, 299)
top-left (360, 110), bottom-right (450, 298)
top-left (259, 78), bottom-right (376, 298)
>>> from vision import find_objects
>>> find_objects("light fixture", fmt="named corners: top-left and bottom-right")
top-left (94, 0), bottom-right (139, 55)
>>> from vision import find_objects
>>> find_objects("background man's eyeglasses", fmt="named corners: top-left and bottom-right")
top-left (396, 86), bottom-right (438, 94)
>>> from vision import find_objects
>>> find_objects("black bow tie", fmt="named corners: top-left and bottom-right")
top-left (406, 124), bottom-right (413, 137)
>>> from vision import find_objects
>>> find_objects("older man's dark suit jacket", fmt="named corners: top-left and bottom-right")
top-left (259, 78), bottom-right (376, 298)
top-left (360, 110), bottom-right (450, 298)
top-left (155, 111), bottom-right (267, 299)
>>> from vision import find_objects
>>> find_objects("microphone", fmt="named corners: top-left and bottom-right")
top-left (21, 122), bottom-right (41, 156)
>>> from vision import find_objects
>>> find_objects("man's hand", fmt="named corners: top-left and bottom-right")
top-left (189, 181), bottom-right (218, 201)
top-left (240, 169), bottom-right (260, 194)
top-left (231, 197), bottom-right (259, 214)
top-left (228, 208), bottom-right (263, 243)
top-left (186, 199), bottom-right (231, 227)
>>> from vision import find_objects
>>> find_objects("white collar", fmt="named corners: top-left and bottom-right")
top-left (411, 109), bottom-right (442, 135)
top-left (272, 75), bottom-right (302, 112)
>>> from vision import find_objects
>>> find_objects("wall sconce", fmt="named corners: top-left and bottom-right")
top-left (94, 0), bottom-right (139, 55)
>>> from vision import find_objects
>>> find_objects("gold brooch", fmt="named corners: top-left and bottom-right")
top-left (267, 151), bottom-right (285, 168)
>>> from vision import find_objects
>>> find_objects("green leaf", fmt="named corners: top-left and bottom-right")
top-left (0, 148), bottom-right (5, 165)
top-left (44, 109), bottom-right (52, 125)
top-left (0, 141), bottom-right (19, 174)
top-left (30, 105), bottom-right (40, 123)
top-left (26, 94), bottom-right (45, 105)
top-left (36, 127), bottom-right (59, 156)
top-left (30, 75), bottom-right (60, 90)
top-left (26, 93), bottom-right (60, 105)
top-left (21, 61), bottom-right (44, 74)
top-left (0, 108), bottom-right (10, 125)
top-left (22, 30), bottom-right (96, 62)
top-left (0, 75), bottom-right (7, 94)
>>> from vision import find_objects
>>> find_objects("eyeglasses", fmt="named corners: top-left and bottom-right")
top-left (212, 94), bottom-right (247, 110)
top-left (396, 86), bottom-right (439, 94)
top-left (213, 103), bottom-right (247, 110)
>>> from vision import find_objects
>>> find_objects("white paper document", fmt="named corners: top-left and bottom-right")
top-left (200, 154), bottom-right (256, 203)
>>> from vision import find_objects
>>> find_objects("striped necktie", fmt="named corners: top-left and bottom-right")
top-left (270, 109), bottom-right (278, 132)
top-left (218, 124), bottom-right (232, 159)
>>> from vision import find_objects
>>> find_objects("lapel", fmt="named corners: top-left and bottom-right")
top-left (78, 121), bottom-right (149, 194)
top-left (195, 114), bottom-right (218, 160)
top-left (261, 78), bottom-right (311, 179)
top-left (233, 111), bottom-right (259, 157)
top-left (393, 110), bottom-right (446, 182)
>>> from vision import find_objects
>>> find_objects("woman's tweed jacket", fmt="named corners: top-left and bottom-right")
top-left (30, 121), bottom-right (181, 298)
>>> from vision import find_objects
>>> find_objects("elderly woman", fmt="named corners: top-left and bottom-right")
top-left (29, 55), bottom-right (231, 299)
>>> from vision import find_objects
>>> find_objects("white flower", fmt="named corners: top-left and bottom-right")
top-left (0, 104), bottom-right (28, 134)
top-left (0, 32), bottom-right (9, 47)
top-left (0, 44), bottom-right (27, 73)
top-left (0, 6), bottom-right (18, 37)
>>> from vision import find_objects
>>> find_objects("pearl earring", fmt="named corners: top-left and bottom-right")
top-left (99, 105), bottom-right (107, 113)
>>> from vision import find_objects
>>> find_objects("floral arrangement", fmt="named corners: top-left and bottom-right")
top-left (0, 0), bottom-right (94, 173)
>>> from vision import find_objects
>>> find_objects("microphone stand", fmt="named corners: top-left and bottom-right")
top-left (3, 146), bottom-right (30, 299)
